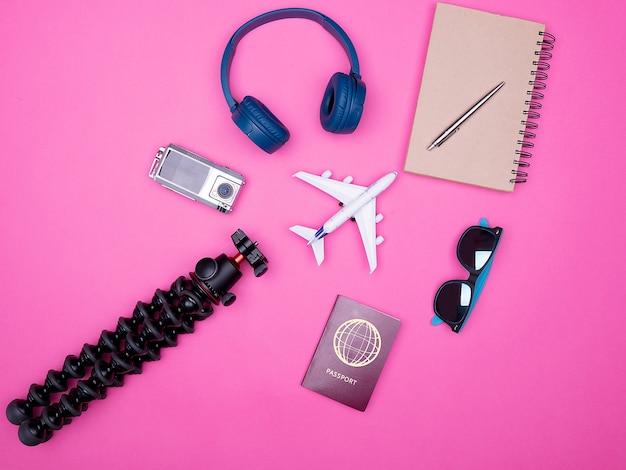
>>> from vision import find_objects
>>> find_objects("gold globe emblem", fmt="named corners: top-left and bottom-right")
top-left (333, 319), bottom-right (381, 367)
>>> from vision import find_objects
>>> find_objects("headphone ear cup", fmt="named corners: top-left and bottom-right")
top-left (320, 72), bottom-right (366, 134)
top-left (231, 96), bottom-right (290, 153)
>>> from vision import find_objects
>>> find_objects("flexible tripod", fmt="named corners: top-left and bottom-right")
top-left (6, 229), bottom-right (268, 446)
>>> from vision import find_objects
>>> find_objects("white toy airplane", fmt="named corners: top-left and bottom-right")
top-left (290, 170), bottom-right (397, 273)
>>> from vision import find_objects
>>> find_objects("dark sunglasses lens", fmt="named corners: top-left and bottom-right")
top-left (435, 281), bottom-right (472, 323)
top-left (459, 228), bottom-right (496, 272)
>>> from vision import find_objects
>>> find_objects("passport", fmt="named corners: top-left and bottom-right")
top-left (301, 295), bottom-right (401, 411)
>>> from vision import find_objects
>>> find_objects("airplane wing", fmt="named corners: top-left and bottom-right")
top-left (353, 199), bottom-right (378, 273)
top-left (293, 171), bottom-right (366, 205)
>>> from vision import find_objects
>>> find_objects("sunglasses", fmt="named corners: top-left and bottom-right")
top-left (432, 218), bottom-right (503, 333)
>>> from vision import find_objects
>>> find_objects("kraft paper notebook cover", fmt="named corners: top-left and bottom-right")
top-left (404, 3), bottom-right (555, 192)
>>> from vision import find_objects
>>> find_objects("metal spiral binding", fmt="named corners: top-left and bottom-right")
top-left (511, 31), bottom-right (556, 183)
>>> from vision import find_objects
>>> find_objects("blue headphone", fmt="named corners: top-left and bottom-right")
top-left (220, 8), bottom-right (366, 154)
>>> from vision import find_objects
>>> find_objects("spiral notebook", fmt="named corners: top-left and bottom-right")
top-left (404, 3), bottom-right (555, 191)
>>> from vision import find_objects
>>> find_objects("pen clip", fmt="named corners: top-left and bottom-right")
top-left (437, 127), bottom-right (459, 146)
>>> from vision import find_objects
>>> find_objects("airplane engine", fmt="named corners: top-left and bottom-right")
top-left (376, 236), bottom-right (384, 245)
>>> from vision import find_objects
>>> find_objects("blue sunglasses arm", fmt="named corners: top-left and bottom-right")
top-left (471, 217), bottom-right (491, 307)
top-left (431, 316), bottom-right (444, 325)
top-left (465, 250), bottom-right (494, 315)
top-left (431, 218), bottom-right (495, 327)
top-left (455, 218), bottom-right (501, 330)
top-left (471, 217), bottom-right (493, 308)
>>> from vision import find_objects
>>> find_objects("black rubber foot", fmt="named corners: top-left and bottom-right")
top-left (18, 419), bottom-right (49, 446)
top-left (6, 399), bottom-right (31, 425)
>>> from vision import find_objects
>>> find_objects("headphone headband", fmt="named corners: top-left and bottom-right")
top-left (220, 8), bottom-right (362, 111)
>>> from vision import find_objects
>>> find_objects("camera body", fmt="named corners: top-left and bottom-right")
top-left (149, 144), bottom-right (244, 213)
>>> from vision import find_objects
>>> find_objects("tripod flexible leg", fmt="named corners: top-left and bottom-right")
top-left (6, 229), bottom-right (268, 446)
top-left (5, 297), bottom-right (157, 426)
top-left (18, 278), bottom-right (215, 446)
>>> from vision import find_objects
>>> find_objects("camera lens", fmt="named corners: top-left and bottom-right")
top-left (217, 183), bottom-right (233, 199)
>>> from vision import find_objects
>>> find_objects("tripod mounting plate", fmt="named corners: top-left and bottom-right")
top-left (232, 229), bottom-right (268, 277)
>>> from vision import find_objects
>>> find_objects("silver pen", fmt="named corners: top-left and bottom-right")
top-left (428, 81), bottom-right (505, 150)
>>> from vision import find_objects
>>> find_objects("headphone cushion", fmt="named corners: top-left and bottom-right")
top-left (232, 96), bottom-right (290, 153)
top-left (320, 72), bottom-right (366, 134)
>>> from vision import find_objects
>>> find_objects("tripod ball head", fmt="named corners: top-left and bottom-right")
top-left (191, 229), bottom-right (268, 306)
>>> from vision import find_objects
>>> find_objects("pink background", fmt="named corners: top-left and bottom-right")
top-left (1, 0), bottom-right (624, 468)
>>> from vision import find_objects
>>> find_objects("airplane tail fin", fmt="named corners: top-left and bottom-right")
top-left (289, 225), bottom-right (325, 266)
